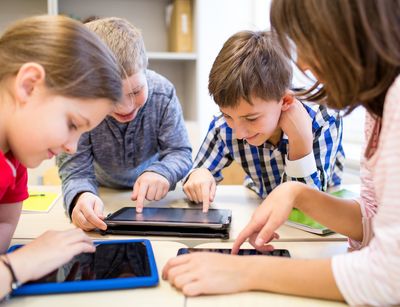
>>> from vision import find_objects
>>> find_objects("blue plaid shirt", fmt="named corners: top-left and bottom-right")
top-left (191, 102), bottom-right (344, 198)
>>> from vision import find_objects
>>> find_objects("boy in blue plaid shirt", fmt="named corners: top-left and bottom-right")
top-left (184, 30), bottom-right (344, 211)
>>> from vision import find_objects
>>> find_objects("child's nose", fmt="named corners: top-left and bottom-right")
top-left (63, 137), bottom-right (79, 154)
top-left (233, 122), bottom-right (247, 140)
top-left (116, 97), bottom-right (134, 113)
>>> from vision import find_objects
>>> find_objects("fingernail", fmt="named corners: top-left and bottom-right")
top-left (255, 237), bottom-right (264, 246)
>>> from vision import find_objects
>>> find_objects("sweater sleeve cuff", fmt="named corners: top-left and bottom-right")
top-left (285, 151), bottom-right (317, 178)
top-left (63, 180), bottom-right (98, 217)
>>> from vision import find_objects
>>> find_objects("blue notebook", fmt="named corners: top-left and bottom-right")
top-left (7, 239), bottom-right (159, 296)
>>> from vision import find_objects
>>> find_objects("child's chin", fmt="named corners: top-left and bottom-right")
top-left (24, 157), bottom-right (45, 168)
top-left (247, 137), bottom-right (266, 146)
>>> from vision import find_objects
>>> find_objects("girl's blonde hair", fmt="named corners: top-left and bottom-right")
top-left (0, 15), bottom-right (122, 103)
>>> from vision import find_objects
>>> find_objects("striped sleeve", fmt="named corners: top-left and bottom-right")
top-left (348, 112), bottom-right (378, 250)
top-left (284, 105), bottom-right (344, 191)
top-left (332, 76), bottom-right (400, 306)
top-left (190, 116), bottom-right (233, 182)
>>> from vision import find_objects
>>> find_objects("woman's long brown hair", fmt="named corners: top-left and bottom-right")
top-left (270, 0), bottom-right (400, 117)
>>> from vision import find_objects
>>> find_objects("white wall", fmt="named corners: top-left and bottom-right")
top-left (195, 0), bottom-right (272, 134)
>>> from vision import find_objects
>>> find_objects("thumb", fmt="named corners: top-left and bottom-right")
top-left (93, 200), bottom-right (105, 219)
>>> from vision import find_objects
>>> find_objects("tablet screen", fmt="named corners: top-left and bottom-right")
top-left (178, 248), bottom-right (291, 257)
top-left (28, 242), bottom-right (151, 284)
top-left (107, 207), bottom-right (230, 226)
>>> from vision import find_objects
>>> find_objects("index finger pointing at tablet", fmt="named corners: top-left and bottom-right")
top-left (231, 223), bottom-right (257, 254)
top-left (201, 183), bottom-right (211, 212)
top-left (134, 183), bottom-right (148, 213)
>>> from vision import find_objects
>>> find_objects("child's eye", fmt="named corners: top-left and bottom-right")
top-left (68, 121), bottom-right (78, 130)
top-left (246, 117), bottom-right (258, 122)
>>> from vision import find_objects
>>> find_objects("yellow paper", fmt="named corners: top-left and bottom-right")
top-left (23, 191), bottom-right (60, 213)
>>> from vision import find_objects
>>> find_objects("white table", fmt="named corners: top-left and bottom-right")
top-left (14, 185), bottom-right (348, 246)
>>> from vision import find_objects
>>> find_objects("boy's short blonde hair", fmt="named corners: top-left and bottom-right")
top-left (85, 17), bottom-right (148, 77)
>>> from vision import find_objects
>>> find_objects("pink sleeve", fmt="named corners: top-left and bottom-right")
top-left (332, 76), bottom-right (400, 306)
top-left (348, 112), bottom-right (378, 250)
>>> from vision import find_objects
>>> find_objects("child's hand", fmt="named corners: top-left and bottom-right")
top-left (183, 168), bottom-right (216, 212)
top-left (71, 192), bottom-right (106, 231)
top-left (131, 172), bottom-right (170, 213)
top-left (232, 182), bottom-right (303, 254)
top-left (162, 252), bottom-right (253, 296)
top-left (279, 98), bottom-right (313, 160)
top-left (7, 229), bottom-right (95, 284)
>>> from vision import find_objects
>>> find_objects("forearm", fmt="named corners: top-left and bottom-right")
top-left (294, 184), bottom-right (363, 241)
top-left (62, 179), bottom-right (98, 216)
top-left (287, 138), bottom-right (312, 161)
top-left (0, 262), bottom-right (13, 300)
top-left (247, 257), bottom-right (343, 301)
top-left (0, 203), bottom-right (22, 254)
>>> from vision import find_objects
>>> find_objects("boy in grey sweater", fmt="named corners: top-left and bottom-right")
top-left (57, 17), bottom-right (192, 231)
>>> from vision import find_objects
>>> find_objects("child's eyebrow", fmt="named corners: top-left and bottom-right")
top-left (239, 112), bottom-right (260, 118)
top-left (76, 113), bottom-right (91, 127)
top-left (132, 84), bottom-right (144, 91)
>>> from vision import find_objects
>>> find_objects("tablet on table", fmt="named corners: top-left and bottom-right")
top-left (7, 239), bottom-right (158, 296)
top-left (102, 207), bottom-right (232, 239)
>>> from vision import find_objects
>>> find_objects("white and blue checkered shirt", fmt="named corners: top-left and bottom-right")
top-left (191, 102), bottom-right (344, 198)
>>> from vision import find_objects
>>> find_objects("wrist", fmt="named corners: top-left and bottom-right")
top-left (3, 252), bottom-right (28, 285)
top-left (282, 181), bottom-right (309, 211)
top-left (287, 138), bottom-right (313, 161)
top-left (292, 183), bottom-right (312, 211)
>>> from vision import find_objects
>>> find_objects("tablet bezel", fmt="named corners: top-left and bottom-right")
top-left (104, 207), bottom-right (232, 229)
top-left (7, 239), bottom-right (159, 296)
top-left (177, 248), bottom-right (291, 257)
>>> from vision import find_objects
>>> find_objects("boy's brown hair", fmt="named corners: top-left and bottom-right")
top-left (208, 30), bottom-right (292, 108)
top-left (85, 17), bottom-right (148, 77)
top-left (271, 0), bottom-right (400, 117)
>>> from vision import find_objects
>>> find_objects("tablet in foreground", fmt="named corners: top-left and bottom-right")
top-left (7, 239), bottom-right (159, 296)
top-left (177, 248), bottom-right (291, 257)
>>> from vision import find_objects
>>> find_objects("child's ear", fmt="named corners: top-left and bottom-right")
top-left (14, 63), bottom-right (46, 103)
top-left (280, 91), bottom-right (295, 111)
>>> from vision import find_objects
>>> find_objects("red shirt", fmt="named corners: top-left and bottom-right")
top-left (0, 150), bottom-right (29, 204)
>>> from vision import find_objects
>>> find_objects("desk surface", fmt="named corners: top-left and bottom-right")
top-left (5, 240), bottom-right (186, 307)
top-left (186, 241), bottom-right (349, 307)
top-left (14, 185), bottom-right (347, 245)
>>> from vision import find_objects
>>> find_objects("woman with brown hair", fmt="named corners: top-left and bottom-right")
top-left (163, 1), bottom-right (400, 305)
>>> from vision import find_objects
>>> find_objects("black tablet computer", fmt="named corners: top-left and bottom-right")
top-left (102, 207), bottom-right (232, 239)
top-left (177, 248), bottom-right (291, 257)
top-left (7, 239), bottom-right (159, 296)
